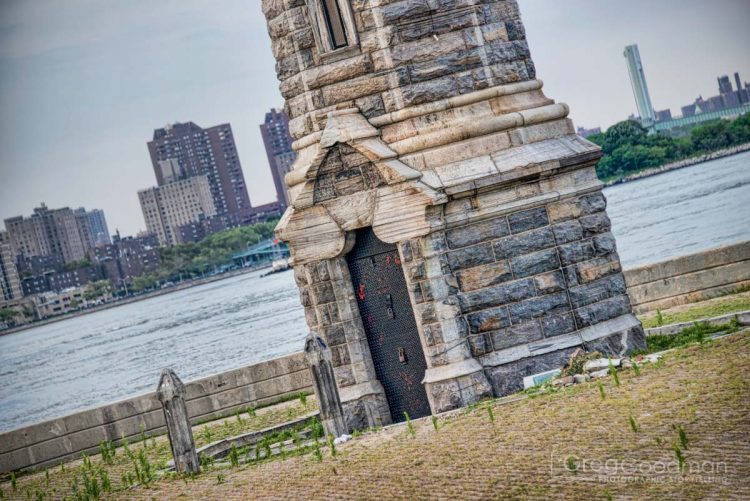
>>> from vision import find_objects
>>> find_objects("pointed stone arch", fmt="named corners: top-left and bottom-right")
top-left (276, 109), bottom-right (446, 266)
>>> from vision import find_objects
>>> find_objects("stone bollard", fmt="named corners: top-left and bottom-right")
top-left (156, 368), bottom-right (200, 474)
top-left (304, 332), bottom-right (348, 437)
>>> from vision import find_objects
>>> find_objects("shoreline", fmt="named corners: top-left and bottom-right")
top-left (0, 264), bottom-right (274, 337)
top-left (604, 142), bottom-right (750, 187)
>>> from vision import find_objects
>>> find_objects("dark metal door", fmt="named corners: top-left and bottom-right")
top-left (346, 228), bottom-right (431, 422)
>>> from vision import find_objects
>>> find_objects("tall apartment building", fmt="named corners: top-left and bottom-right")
top-left (624, 44), bottom-right (656, 124)
top-left (138, 175), bottom-right (217, 246)
top-left (4, 204), bottom-right (90, 264)
top-left (147, 122), bottom-right (251, 218)
top-left (260, 109), bottom-right (296, 208)
top-left (0, 231), bottom-right (22, 302)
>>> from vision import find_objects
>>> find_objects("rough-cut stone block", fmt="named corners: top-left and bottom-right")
top-left (551, 220), bottom-right (583, 244)
top-left (490, 320), bottom-right (543, 351)
top-left (466, 306), bottom-right (511, 333)
top-left (585, 326), bottom-right (646, 356)
top-left (508, 291), bottom-right (569, 323)
top-left (507, 207), bottom-right (549, 234)
top-left (533, 270), bottom-right (565, 295)
top-left (568, 274), bottom-right (627, 309)
top-left (447, 243), bottom-right (496, 271)
top-left (510, 248), bottom-right (559, 279)
top-left (446, 217), bottom-right (510, 249)
top-left (492, 227), bottom-right (555, 260)
top-left (540, 312), bottom-right (577, 338)
top-left (580, 213), bottom-right (611, 236)
top-left (558, 240), bottom-right (596, 266)
top-left (456, 261), bottom-right (513, 292)
top-left (574, 295), bottom-right (631, 327)
top-left (458, 279), bottom-right (536, 313)
top-left (486, 346), bottom-right (578, 396)
top-left (469, 334), bottom-right (492, 357)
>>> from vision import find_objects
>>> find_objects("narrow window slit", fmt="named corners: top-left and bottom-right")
top-left (321, 0), bottom-right (348, 49)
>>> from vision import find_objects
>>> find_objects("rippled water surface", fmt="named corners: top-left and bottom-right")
top-left (1, 152), bottom-right (748, 432)
top-left (605, 151), bottom-right (750, 268)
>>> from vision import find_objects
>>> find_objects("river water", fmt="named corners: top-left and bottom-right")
top-left (1, 152), bottom-right (749, 432)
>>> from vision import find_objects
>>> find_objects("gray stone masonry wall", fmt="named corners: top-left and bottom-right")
top-left (263, 0), bottom-right (535, 139)
top-left (264, 0), bottom-right (646, 425)
top-left (401, 187), bottom-right (645, 402)
top-left (293, 259), bottom-right (391, 429)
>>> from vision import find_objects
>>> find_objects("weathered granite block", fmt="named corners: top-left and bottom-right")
top-left (573, 295), bottom-right (631, 327)
top-left (540, 312), bottom-right (577, 338)
top-left (447, 217), bottom-right (510, 249)
top-left (507, 207), bottom-right (549, 234)
top-left (492, 227), bottom-right (555, 260)
top-left (456, 260), bottom-right (514, 292)
top-left (466, 306), bottom-right (511, 333)
top-left (551, 220), bottom-right (584, 244)
top-left (558, 240), bottom-right (596, 266)
top-left (486, 346), bottom-right (578, 396)
top-left (510, 248), bottom-right (560, 278)
top-left (533, 270), bottom-right (565, 295)
top-left (447, 242), bottom-right (496, 270)
top-left (490, 321), bottom-right (543, 351)
top-left (508, 291), bottom-right (569, 323)
top-left (458, 279), bottom-right (536, 313)
top-left (568, 274), bottom-right (627, 309)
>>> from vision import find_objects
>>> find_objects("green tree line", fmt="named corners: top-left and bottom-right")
top-left (130, 221), bottom-right (278, 292)
top-left (589, 112), bottom-right (750, 181)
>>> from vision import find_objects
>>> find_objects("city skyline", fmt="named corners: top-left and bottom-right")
top-left (1, 0), bottom-right (748, 236)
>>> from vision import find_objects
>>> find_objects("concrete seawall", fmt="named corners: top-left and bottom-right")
top-left (0, 352), bottom-right (312, 473)
top-left (624, 241), bottom-right (750, 313)
top-left (3, 242), bottom-right (748, 473)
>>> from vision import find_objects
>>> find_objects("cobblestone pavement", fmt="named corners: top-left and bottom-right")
top-left (122, 332), bottom-right (749, 500)
top-left (4, 332), bottom-right (749, 500)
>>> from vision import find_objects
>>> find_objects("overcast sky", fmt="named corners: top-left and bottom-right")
top-left (1, 0), bottom-right (748, 236)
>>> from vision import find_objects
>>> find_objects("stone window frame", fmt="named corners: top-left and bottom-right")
top-left (307, 0), bottom-right (359, 61)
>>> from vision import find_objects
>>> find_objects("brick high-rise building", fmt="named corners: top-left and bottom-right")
top-left (138, 175), bottom-right (217, 246)
top-left (147, 122), bottom-right (251, 218)
top-left (4, 204), bottom-right (90, 264)
top-left (260, 109), bottom-right (296, 208)
top-left (0, 231), bottom-right (22, 302)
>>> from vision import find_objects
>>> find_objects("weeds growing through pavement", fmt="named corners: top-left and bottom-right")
top-left (9, 473), bottom-right (16, 492)
top-left (313, 440), bottom-right (322, 462)
top-left (216, 474), bottom-right (225, 485)
top-left (566, 455), bottom-right (578, 475)
top-left (673, 444), bottom-right (686, 471)
top-left (629, 414), bottom-right (640, 433)
top-left (327, 434), bottom-right (337, 457)
top-left (235, 410), bottom-right (243, 424)
top-left (676, 424), bottom-right (688, 449)
top-left (655, 309), bottom-right (664, 327)
top-left (486, 404), bottom-right (495, 424)
top-left (608, 357), bottom-right (620, 387)
top-left (299, 392), bottom-right (307, 407)
top-left (99, 440), bottom-right (116, 465)
top-left (404, 412), bottom-right (415, 438)
top-left (597, 380), bottom-right (606, 399)
top-left (431, 415), bottom-right (439, 432)
top-left (632, 360), bottom-right (641, 376)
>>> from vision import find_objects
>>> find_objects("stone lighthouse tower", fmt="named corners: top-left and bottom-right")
top-left (262, 0), bottom-right (645, 430)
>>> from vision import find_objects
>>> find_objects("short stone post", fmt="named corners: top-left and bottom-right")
top-left (156, 368), bottom-right (200, 474)
top-left (304, 332), bottom-right (348, 437)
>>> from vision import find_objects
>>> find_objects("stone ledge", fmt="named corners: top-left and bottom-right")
top-left (479, 313), bottom-right (641, 367)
